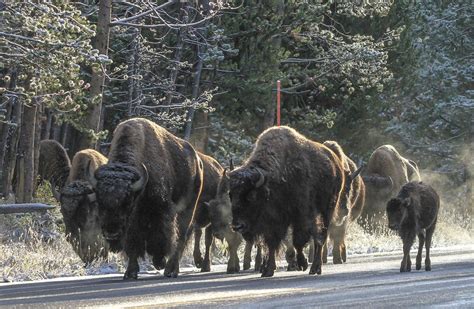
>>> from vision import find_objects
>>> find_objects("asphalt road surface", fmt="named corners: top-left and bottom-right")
top-left (1, 246), bottom-right (473, 308)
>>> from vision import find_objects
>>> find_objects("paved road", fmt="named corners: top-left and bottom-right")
top-left (1, 246), bottom-right (473, 308)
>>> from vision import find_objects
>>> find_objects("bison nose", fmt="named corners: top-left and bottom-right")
top-left (103, 230), bottom-right (121, 240)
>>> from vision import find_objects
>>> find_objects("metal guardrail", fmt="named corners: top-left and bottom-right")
top-left (0, 203), bottom-right (55, 214)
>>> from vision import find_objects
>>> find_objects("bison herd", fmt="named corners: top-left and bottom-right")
top-left (38, 118), bottom-right (440, 279)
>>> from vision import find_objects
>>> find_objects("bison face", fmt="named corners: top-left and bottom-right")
top-left (229, 167), bottom-right (266, 235)
top-left (60, 181), bottom-right (107, 263)
top-left (386, 197), bottom-right (410, 230)
top-left (207, 199), bottom-right (232, 240)
top-left (90, 163), bottom-right (148, 251)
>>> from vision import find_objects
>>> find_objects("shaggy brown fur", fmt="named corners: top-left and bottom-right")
top-left (322, 141), bottom-right (366, 264)
top-left (91, 118), bottom-right (203, 279)
top-left (60, 149), bottom-right (108, 264)
top-left (386, 182), bottom-right (439, 272)
top-left (361, 145), bottom-right (421, 232)
top-left (229, 126), bottom-right (346, 277)
top-left (38, 140), bottom-right (71, 197)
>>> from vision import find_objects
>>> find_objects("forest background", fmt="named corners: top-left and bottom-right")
top-left (0, 0), bottom-right (472, 280)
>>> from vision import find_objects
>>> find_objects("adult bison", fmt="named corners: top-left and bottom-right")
top-left (360, 145), bottom-right (420, 232)
top-left (59, 149), bottom-right (109, 264)
top-left (38, 140), bottom-right (108, 263)
top-left (322, 141), bottom-right (365, 264)
top-left (229, 126), bottom-right (347, 277)
top-left (38, 140), bottom-right (71, 196)
top-left (89, 118), bottom-right (203, 279)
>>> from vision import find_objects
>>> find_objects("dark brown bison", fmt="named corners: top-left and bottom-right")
top-left (89, 118), bottom-right (203, 279)
top-left (322, 141), bottom-right (365, 264)
top-left (386, 182), bottom-right (439, 272)
top-left (229, 126), bottom-right (347, 277)
top-left (361, 145), bottom-right (420, 232)
top-left (38, 140), bottom-right (71, 198)
top-left (59, 149), bottom-right (108, 264)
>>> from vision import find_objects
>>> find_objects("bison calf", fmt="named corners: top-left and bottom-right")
top-left (386, 182), bottom-right (439, 272)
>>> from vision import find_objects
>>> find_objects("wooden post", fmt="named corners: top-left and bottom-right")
top-left (277, 80), bottom-right (281, 126)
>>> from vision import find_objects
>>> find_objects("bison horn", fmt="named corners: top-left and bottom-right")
top-left (87, 192), bottom-right (97, 203)
top-left (349, 164), bottom-right (364, 181)
top-left (87, 160), bottom-right (98, 188)
top-left (229, 158), bottom-right (235, 170)
top-left (253, 168), bottom-right (265, 188)
top-left (130, 163), bottom-right (149, 192)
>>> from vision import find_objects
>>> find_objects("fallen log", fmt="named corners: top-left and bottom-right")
top-left (0, 203), bottom-right (55, 214)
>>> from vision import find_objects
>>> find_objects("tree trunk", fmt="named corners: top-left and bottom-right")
top-left (79, 0), bottom-right (111, 150)
top-left (33, 103), bottom-right (43, 196)
top-left (189, 111), bottom-right (209, 153)
top-left (15, 103), bottom-right (37, 203)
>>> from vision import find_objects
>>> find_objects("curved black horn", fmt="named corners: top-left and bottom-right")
top-left (131, 163), bottom-right (149, 192)
top-left (229, 158), bottom-right (235, 170)
top-left (349, 164), bottom-right (364, 181)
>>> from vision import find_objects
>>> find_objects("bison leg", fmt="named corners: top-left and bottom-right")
top-left (255, 244), bottom-right (263, 272)
top-left (261, 246), bottom-right (276, 277)
top-left (416, 231), bottom-right (425, 270)
top-left (282, 238), bottom-right (298, 271)
top-left (164, 213), bottom-right (194, 278)
top-left (124, 254), bottom-right (139, 280)
top-left (243, 241), bottom-right (252, 270)
top-left (332, 230), bottom-right (345, 265)
top-left (425, 223), bottom-right (436, 271)
top-left (292, 228), bottom-right (309, 271)
top-left (400, 236), bottom-right (414, 272)
top-left (201, 225), bottom-right (213, 272)
top-left (322, 241), bottom-right (328, 264)
top-left (193, 227), bottom-right (204, 269)
top-left (308, 241), bottom-right (314, 263)
top-left (226, 231), bottom-right (242, 274)
top-left (309, 241), bottom-right (323, 275)
top-left (309, 214), bottom-right (329, 275)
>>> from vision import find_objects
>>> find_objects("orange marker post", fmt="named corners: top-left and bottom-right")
top-left (277, 80), bottom-right (281, 126)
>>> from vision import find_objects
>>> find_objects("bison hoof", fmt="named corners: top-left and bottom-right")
top-left (416, 263), bottom-right (422, 270)
top-left (201, 260), bottom-right (211, 272)
top-left (425, 265), bottom-right (431, 271)
top-left (287, 261), bottom-right (298, 271)
top-left (333, 257), bottom-right (343, 265)
top-left (226, 266), bottom-right (240, 274)
top-left (123, 271), bottom-right (138, 280)
top-left (297, 256), bottom-right (308, 271)
top-left (261, 268), bottom-right (274, 277)
top-left (243, 261), bottom-right (251, 270)
top-left (194, 256), bottom-right (204, 269)
top-left (309, 264), bottom-right (322, 275)
top-left (153, 257), bottom-right (167, 270)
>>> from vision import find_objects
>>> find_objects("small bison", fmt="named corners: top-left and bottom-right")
top-left (90, 118), bottom-right (204, 279)
top-left (322, 141), bottom-right (365, 264)
top-left (60, 149), bottom-right (109, 264)
top-left (229, 126), bottom-right (347, 277)
top-left (386, 182), bottom-right (440, 272)
top-left (362, 145), bottom-right (421, 232)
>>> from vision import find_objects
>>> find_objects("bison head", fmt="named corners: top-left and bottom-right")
top-left (206, 170), bottom-right (233, 240)
top-left (386, 197), bottom-right (410, 230)
top-left (60, 180), bottom-right (108, 263)
top-left (89, 162), bottom-right (148, 251)
top-left (228, 166), bottom-right (266, 236)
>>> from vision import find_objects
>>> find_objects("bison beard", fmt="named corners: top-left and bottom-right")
top-left (229, 126), bottom-right (346, 277)
top-left (90, 118), bottom-right (203, 280)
